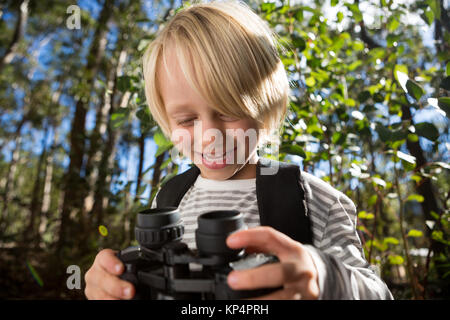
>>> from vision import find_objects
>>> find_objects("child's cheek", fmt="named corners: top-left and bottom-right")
top-left (170, 127), bottom-right (195, 158)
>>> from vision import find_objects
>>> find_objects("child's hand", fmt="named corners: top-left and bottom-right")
top-left (84, 249), bottom-right (135, 300)
top-left (226, 227), bottom-right (320, 300)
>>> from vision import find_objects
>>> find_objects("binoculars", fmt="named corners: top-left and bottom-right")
top-left (116, 207), bottom-right (279, 300)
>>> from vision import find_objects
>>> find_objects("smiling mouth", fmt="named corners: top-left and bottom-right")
top-left (198, 147), bottom-right (237, 160)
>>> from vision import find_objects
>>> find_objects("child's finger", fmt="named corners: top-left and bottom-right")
top-left (226, 226), bottom-right (302, 259)
top-left (96, 249), bottom-right (123, 275)
top-left (227, 261), bottom-right (299, 290)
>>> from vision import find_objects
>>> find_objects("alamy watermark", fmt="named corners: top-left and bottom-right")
top-left (168, 120), bottom-right (281, 175)
top-left (66, 265), bottom-right (81, 290)
top-left (66, 5), bottom-right (81, 30)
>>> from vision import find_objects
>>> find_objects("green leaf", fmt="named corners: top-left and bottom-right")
top-left (407, 194), bottom-right (425, 202)
top-left (387, 34), bottom-right (399, 47)
top-left (154, 130), bottom-right (171, 147)
top-left (368, 194), bottom-right (378, 207)
top-left (291, 34), bottom-right (306, 52)
top-left (440, 76), bottom-right (450, 90)
top-left (383, 237), bottom-right (399, 245)
top-left (358, 211), bottom-right (375, 220)
top-left (137, 39), bottom-right (150, 52)
top-left (155, 143), bottom-right (172, 157)
top-left (353, 41), bottom-right (365, 51)
top-left (407, 133), bottom-right (419, 142)
top-left (388, 255), bottom-right (404, 265)
top-left (407, 229), bottom-right (424, 237)
top-left (394, 65), bottom-right (408, 82)
top-left (160, 158), bottom-right (172, 170)
top-left (396, 150), bottom-right (416, 164)
top-left (375, 123), bottom-right (392, 142)
top-left (117, 75), bottom-right (133, 93)
top-left (447, 62), bottom-right (450, 76)
top-left (405, 80), bottom-right (425, 101)
top-left (331, 0), bottom-right (338, 7)
top-left (345, 3), bottom-right (362, 23)
top-left (332, 132), bottom-right (346, 145)
top-left (358, 90), bottom-right (371, 103)
top-left (136, 108), bottom-right (151, 123)
top-left (438, 97), bottom-right (450, 117)
top-left (427, 0), bottom-right (441, 22)
top-left (261, 2), bottom-right (276, 13)
top-left (388, 17), bottom-right (400, 32)
top-left (410, 174), bottom-right (422, 183)
top-left (305, 77), bottom-right (316, 87)
top-left (110, 110), bottom-right (128, 128)
top-left (295, 9), bottom-right (304, 22)
top-left (348, 60), bottom-right (362, 71)
top-left (431, 161), bottom-right (450, 170)
top-left (337, 11), bottom-right (344, 22)
top-left (395, 68), bottom-right (410, 95)
top-left (424, 7), bottom-right (434, 25)
top-left (279, 144), bottom-right (306, 158)
top-left (372, 177), bottom-right (386, 188)
top-left (431, 230), bottom-right (450, 245)
top-left (415, 122), bottom-right (440, 141)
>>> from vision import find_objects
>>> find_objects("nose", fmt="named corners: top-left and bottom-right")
top-left (196, 117), bottom-right (227, 153)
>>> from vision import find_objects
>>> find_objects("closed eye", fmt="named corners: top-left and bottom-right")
top-left (177, 118), bottom-right (196, 126)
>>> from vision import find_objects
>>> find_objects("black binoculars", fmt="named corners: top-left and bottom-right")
top-left (116, 207), bottom-right (279, 300)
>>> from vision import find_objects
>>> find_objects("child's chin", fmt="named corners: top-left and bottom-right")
top-left (199, 164), bottom-right (237, 180)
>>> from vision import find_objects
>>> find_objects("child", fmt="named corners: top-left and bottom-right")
top-left (84, 0), bottom-right (393, 300)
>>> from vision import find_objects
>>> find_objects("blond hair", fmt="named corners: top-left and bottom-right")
top-left (142, 0), bottom-right (290, 142)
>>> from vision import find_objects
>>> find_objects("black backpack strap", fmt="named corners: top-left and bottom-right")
top-left (156, 164), bottom-right (201, 208)
top-left (256, 158), bottom-right (313, 245)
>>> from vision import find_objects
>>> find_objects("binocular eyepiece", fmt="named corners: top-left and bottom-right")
top-left (135, 207), bottom-right (245, 259)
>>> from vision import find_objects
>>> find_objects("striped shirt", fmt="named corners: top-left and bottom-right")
top-left (152, 170), bottom-right (393, 300)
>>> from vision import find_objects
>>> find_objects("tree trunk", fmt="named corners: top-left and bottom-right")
top-left (400, 105), bottom-right (441, 220)
top-left (83, 68), bottom-right (111, 216)
top-left (91, 62), bottom-right (131, 228)
top-left (0, 0), bottom-right (29, 72)
top-left (134, 133), bottom-right (146, 203)
top-left (23, 122), bottom-right (50, 243)
top-left (400, 103), bottom-right (447, 297)
top-left (85, 48), bottom-right (128, 223)
top-left (0, 117), bottom-right (26, 230)
top-left (57, 0), bottom-right (114, 256)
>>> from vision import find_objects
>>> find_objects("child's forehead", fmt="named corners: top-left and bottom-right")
top-left (157, 42), bottom-right (218, 109)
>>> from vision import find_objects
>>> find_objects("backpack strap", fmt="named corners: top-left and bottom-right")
top-left (255, 157), bottom-right (313, 245)
top-left (155, 164), bottom-right (201, 208)
top-left (155, 158), bottom-right (313, 245)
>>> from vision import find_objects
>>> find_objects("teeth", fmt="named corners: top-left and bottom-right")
top-left (204, 153), bottom-right (225, 161)
top-left (203, 149), bottom-right (232, 161)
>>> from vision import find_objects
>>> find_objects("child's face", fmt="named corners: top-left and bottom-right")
top-left (157, 49), bottom-right (260, 180)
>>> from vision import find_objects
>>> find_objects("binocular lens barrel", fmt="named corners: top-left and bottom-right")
top-left (135, 207), bottom-right (184, 248)
top-left (196, 210), bottom-right (245, 258)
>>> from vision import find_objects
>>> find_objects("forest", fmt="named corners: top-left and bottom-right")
top-left (0, 0), bottom-right (449, 300)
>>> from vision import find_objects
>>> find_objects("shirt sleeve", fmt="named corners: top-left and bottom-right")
top-left (303, 194), bottom-right (393, 300)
